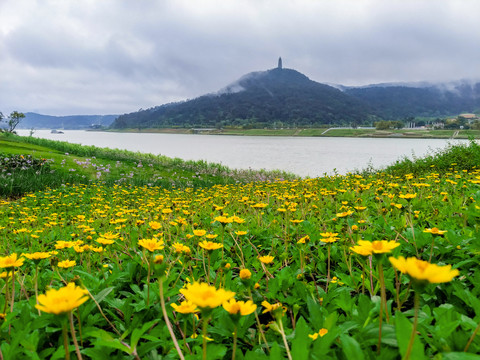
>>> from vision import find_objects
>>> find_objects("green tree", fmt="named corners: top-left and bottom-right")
top-left (1, 111), bottom-right (25, 133)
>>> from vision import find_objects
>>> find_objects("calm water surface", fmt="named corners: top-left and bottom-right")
top-left (17, 130), bottom-right (465, 177)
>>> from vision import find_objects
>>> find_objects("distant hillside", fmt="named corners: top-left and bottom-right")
top-left (344, 81), bottom-right (480, 119)
top-left (110, 63), bottom-right (480, 129)
top-left (112, 67), bottom-right (374, 129)
top-left (19, 113), bottom-right (117, 130)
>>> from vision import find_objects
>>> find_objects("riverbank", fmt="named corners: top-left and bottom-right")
top-left (105, 127), bottom-right (480, 139)
top-left (0, 133), bottom-right (297, 198)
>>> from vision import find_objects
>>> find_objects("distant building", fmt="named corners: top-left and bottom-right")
top-left (278, 57), bottom-right (282, 69)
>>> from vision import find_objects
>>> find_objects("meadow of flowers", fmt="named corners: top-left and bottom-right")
top-left (1, 154), bottom-right (480, 360)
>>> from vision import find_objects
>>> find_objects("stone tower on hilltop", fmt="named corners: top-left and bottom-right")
top-left (278, 57), bottom-right (282, 69)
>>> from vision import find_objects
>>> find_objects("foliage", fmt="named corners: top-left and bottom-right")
top-left (381, 139), bottom-right (480, 176)
top-left (0, 111), bottom-right (25, 133)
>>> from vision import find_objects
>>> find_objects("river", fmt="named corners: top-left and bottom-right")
top-left (16, 130), bottom-right (465, 177)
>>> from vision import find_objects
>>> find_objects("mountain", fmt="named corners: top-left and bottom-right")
top-left (19, 113), bottom-right (118, 130)
top-left (111, 67), bottom-right (374, 129)
top-left (344, 80), bottom-right (480, 119)
top-left (111, 64), bottom-right (480, 130)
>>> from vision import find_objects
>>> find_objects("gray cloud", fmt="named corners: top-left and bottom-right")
top-left (1, 0), bottom-right (480, 115)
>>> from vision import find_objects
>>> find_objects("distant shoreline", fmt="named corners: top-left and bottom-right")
top-left (98, 127), bottom-right (480, 139)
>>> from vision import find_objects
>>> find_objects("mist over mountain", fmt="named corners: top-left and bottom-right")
top-left (111, 62), bottom-right (480, 130)
top-left (344, 80), bottom-right (480, 119)
top-left (112, 66), bottom-right (374, 129)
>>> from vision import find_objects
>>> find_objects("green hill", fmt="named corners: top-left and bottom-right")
top-left (112, 67), bottom-right (374, 129)
top-left (111, 64), bottom-right (480, 130)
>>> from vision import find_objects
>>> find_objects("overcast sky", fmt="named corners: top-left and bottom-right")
top-left (1, 0), bottom-right (480, 116)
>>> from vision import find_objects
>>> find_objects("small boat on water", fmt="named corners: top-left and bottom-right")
top-left (51, 129), bottom-right (64, 134)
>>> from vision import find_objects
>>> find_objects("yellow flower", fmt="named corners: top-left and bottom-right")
top-left (206, 234), bottom-right (218, 239)
top-left (171, 300), bottom-right (198, 314)
top-left (138, 238), bottom-right (164, 252)
top-left (336, 210), bottom-right (354, 218)
top-left (423, 227), bottom-right (447, 236)
top-left (251, 203), bottom-right (268, 208)
top-left (35, 283), bottom-right (89, 315)
top-left (290, 219), bottom-right (304, 224)
top-left (261, 300), bottom-right (282, 314)
top-left (198, 241), bottom-right (223, 251)
top-left (154, 254), bottom-right (164, 264)
top-left (235, 231), bottom-right (248, 236)
top-left (58, 260), bottom-right (76, 268)
top-left (215, 216), bottom-right (233, 224)
top-left (172, 243), bottom-right (191, 254)
top-left (239, 269), bottom-right (252, 280)
top-left (100, 232), bottom-right (120, 240)
top-left (350, 240), bottom-right (400, 256)
top-left (258, 255), bottom-right (274, 264)
top-left (23, 252), bottom-right (51, 261)
top-left (389, 256), bottom-right (459, 283)
top-left (180, 282), bottom-right (235, 309)
top-left (0, 254), bottom-right (25, 268)
top-left (149, 221), bottom-right (162, 230)
top-left (309, 328), bottom-right (328, 340)
top-left (223, 299), bottom-right (257, 315)
top-left (399, 193), bottom-right (417, 200)
top-left (320, 232), bottom-right (338, 238)
top-left (193, 229), bottom-right (206, 237)
top-left (96, 237), bottom-right (115, 245)
top-left (320, 237), bottom-right (338, 243)
top-left (297, 235), bottom-right (310, 244)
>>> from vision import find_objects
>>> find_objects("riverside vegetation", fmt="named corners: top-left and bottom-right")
top-left (1, 132), bottom-right (480, 359)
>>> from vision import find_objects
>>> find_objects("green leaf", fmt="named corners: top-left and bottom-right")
top-left (205, 343), bottom-right (227, 360)
top-left (94, 286), bottom-right (115, 304)
top-left (291, 317), bottom-right (310, 360)
top-left (439, 353), bottom-right (480, 360)
top-left (269, 342), bottom-right (283, 360)
top-left (130, 320), bottom-right (158, 352)
top-left (395, 311), bottom-right (426, 360)
top-left (340, 334), bottom-right (365, 360)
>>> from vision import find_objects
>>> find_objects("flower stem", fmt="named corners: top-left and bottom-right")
top-left (159, 278), bottom-right (185, 360)
top-left (326, 244), bottom-right (331, 293)
top-left (202, 315), bottom-right (209, 360)
top-left (404, 292), bottom-right (419, 360)
top-left (377, 262), bottom-right (387, 355)
top-left (35, 265), bottom-right (40, 315)
top-left (10, 268), bottom-right (15, 313)
top-left (248, 290), bottom-right (269, 353)
top-left (69, 311), bottom-right (83, 360)
top-left (146, 256), bottom-right (151, 307)
top-left (232, 325), bottom-right (238, 360)
top-left (63, 320), bottom-right (71, 360)
top-left (464, 318), bottom-right (480, 352)
top-left (277, 318), bottom-right (292, 360)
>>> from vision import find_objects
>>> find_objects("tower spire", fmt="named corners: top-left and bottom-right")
top-left (278, 57), bottom-right (282, 69)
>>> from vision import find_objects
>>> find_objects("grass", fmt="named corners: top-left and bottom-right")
top-left (0, 133), bottom-right (298, 198)
top-left (381, 139), bottom-right (480, 176)
top-left (105, 127), bottom-right (480, 139)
